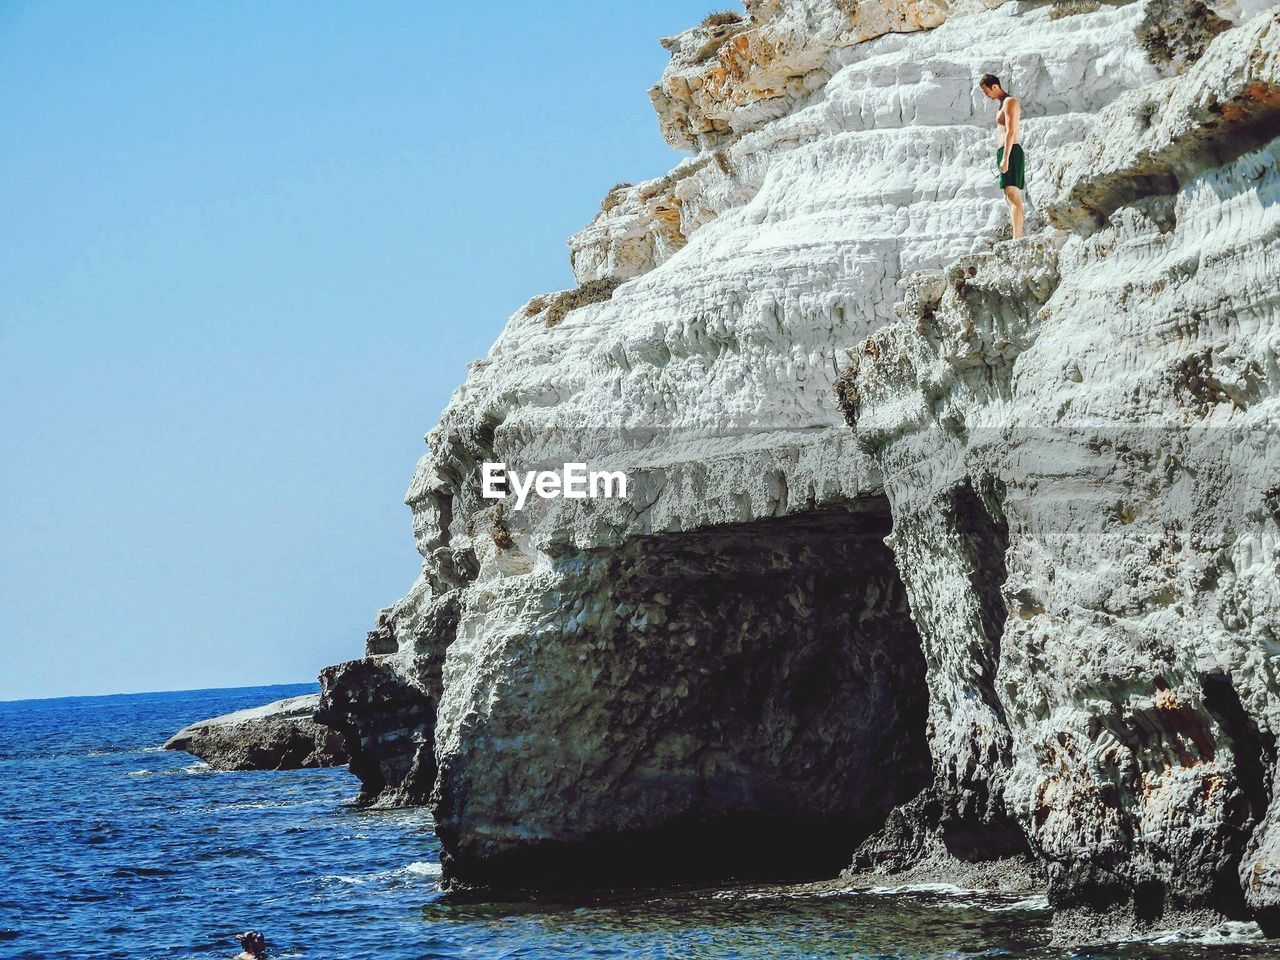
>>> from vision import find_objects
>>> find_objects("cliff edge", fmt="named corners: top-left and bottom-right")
top-left (319, 0), bottom-right (1280, 941)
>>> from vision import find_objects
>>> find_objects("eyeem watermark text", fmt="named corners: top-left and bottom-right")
top-left (481, 463), bottom-right (629, 510)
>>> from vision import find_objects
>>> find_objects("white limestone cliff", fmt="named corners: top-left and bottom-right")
top-left (319, 0), bottom-right (1280, 940)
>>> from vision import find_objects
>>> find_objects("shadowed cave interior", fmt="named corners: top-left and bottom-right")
top-left (441, 502), bottom-right (935, 890)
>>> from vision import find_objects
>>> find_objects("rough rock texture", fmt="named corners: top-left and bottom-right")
top-left (321, 0), bottom-right (1280, 940)
top-left (317, 579), bottom-right (455, 806)
top-left (843, 6), bottom-right (1280, 937)
top-left (648, 0), bottom-right (992, 151)
top-left (433, 507), bottom-right (934, 888)
top-left (163, 694), bottom-right (348, 771)
top-left (1211, 0), bottom-right (1280, 24)
top-left (1136, 0), bottom-right (1233, 74)
top-left (1043, 7), bottom-right (1280, 229)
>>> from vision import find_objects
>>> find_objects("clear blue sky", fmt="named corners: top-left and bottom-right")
top-left (0, 0), bottom-right (710, 701)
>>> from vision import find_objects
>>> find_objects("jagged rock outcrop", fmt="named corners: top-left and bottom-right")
top-left (163, 694), bottom-right (348, 771)
top-left (321, 0), bottom-right (1280, 940)
top-left (317, 578), bottom-right (455, 806)
top-left (648, 0), bottom-right (990, 151)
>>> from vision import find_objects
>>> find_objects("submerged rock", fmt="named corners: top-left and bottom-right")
top-left (318, 0), bottom-right (1280, 941)
top-left (164, 694), bottom-right (348, 771)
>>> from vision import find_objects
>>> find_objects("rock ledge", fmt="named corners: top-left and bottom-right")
top-left (164, 693), bottom-right (348, 771)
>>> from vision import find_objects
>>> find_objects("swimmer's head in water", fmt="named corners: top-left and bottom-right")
top-left (235, 931), bottom-right (266, 956)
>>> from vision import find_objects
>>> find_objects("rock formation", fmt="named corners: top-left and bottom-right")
top-left (842, 7), bottom-right (1280, 937)
top-left (320, 0), bottom-right (1280, 940)
top-left (164, 693), bottom-right (348, 771)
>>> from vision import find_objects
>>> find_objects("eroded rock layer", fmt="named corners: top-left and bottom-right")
top-left (321, 0), bottom-right (1280, 937)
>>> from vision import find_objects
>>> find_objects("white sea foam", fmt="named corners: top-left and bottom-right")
top-left (988, 895), bottom-right (1050, 912)
top-left (323, 860), bottom-right (442, 885)
top-left (214, 800), bottom-right (282, 812)
top-left (866, 882), bottom-right (982, 896)
top-left (706, 881), bottom-right (1047, 916)
top-left (403, 861), bottom-right (441, 877)
top-left (127, 762), bottom-right (210, 778)
top-left (859, 882), bottom-right (1051, 915)
top-left (330, 874), bottom-right (366, 885)
top-left (937, 894), bottom-right (1051, 913)
top-left (1139, 921), bottom-right (1263, 946)
top-left (718, 890), bottom-right (824, 904)
top-left (210, 797), bottom-right (326, 813)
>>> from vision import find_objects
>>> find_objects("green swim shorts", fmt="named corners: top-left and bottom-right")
top-left (997, 143), bottom-right (1026, 190)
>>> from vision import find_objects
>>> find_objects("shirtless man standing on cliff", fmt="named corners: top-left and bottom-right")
top-left (980, 73), bottom-right (1025, 239)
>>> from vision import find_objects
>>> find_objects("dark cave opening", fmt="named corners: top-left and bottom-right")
top-left (1201, 672), bottom-right (1279, 919)
top-left (951, 478), bottom-right (1010, 696)
top-left (1202, 673), bottom-right (1277, 829)
top-left (444, 502), bottom-right (934, 890)
top-left (937, 479), bottom-right (1027, 860)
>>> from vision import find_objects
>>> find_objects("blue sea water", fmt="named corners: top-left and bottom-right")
top-left (2, 683), bottom-right (1279, 960)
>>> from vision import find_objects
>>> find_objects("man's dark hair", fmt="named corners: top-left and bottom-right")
top-left (980, 73), bottom-right (1001, 89)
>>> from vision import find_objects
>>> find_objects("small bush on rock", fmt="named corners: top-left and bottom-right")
top-left (1135, 0), bottom-right (1230, 74)
top-left (833, 354), bottom-right (861, 426)
top-left (1049, 0), bottom-right (1101, 19)
top-left (1136, 98), bottom-right (1160, 128)
top-left (490, 505), bottom-right (514, 550)
top-left (701, 10), bottom-right (742, 28)
top-left (638, 172), bottom-right (678, 202)
top-left (600, 182), bottom-right (634, 213)
top-left (544, 277), bottom-right (623, 329)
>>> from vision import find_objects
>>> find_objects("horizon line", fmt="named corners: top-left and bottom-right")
top-left (0, 678), bottom-right (319, 707)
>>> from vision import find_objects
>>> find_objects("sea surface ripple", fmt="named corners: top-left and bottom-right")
top-left (3, 684), bottom-right (1279, 959)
